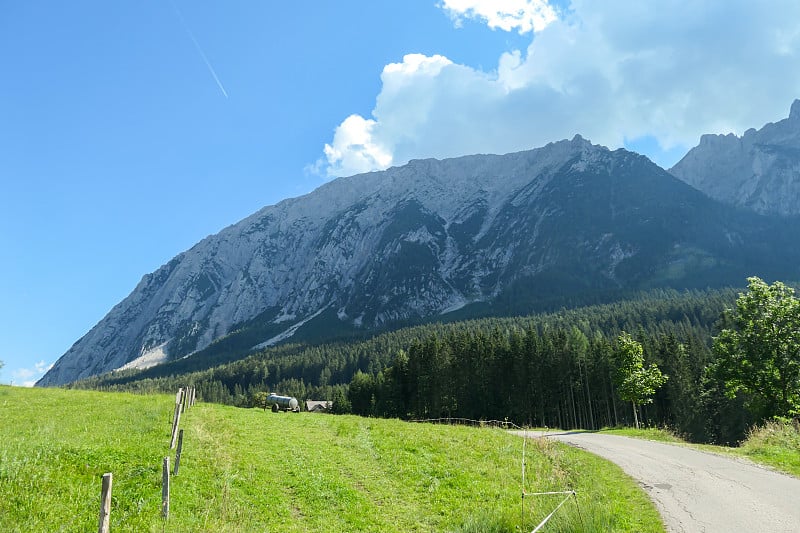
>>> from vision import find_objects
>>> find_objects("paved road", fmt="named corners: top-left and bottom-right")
top-left (515, 431), bottom-right (800, 532)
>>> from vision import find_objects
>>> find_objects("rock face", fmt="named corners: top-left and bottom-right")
top-left (670, 100), bottom-right (800, 216)
top-left (38, 136), bottom-right (800, 386)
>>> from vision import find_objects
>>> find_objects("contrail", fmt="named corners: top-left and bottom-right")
top-left (168, 0), bottom-right (229, 99)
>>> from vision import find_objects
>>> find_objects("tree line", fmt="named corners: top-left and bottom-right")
top-left (341, 278), bottom-right (799, 444)
top-left (70, 282), bottom-right (800, 445)
top-left (341, 324), bottom-right (738, 442)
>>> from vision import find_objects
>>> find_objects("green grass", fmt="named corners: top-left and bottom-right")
top-left (736, 420), bottom-right (800, 477)
top-left (0, 386), bottom-right (170, 532)
top-left (599, 426), bottom-right (685, 443)
top-left (0, 386), bottom-right (664, 532)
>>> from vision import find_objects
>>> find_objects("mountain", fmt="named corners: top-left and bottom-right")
top-left (38, 136), bottom-right (800, 386)
top-left (670, 100), bottom-right (800, 216)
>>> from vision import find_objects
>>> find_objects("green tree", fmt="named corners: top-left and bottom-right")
top-left (348, 371), bottom-right (377, 416)
top-left (250, 390), bottom-right (271, 410)
top-left (613, 332), bottom-right (668, 429)
top-left (713, 277), bottom-right (800, 420)
top-left (330, 388), bottom-right (352, 414)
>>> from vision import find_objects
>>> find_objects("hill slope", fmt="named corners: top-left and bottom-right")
top-left (40, 136), bottom-right (800, 386)
top-left (0, 386), bottom-right (663, 532)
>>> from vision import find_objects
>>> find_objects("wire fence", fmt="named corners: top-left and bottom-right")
top-left (409, 417), bottom-right (524, 430)
top-left (412, 419), bottom-right (584, 531)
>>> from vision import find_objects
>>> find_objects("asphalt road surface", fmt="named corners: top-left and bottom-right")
top-left (516, 431), bottom-right (800, 532)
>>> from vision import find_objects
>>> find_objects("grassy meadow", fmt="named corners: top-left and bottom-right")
top-left (0, 386), bottom-right (664, 532)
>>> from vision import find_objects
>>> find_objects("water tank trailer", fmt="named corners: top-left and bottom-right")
top-left (267, 393), bottom-right (300, 412)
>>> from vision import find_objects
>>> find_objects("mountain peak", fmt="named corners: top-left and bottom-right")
top-left (790, 99), bottom-right (800, 120)
top-left (670, 99), bottom-right (800, 216)
top-left (569, 134), bottom-right (604, 151)
top-left (37, 118), bottom-right (800, 387)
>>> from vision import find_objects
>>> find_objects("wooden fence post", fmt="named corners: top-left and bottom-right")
top-left (170, 388), bottom-right (182, 425)
top-left (162, 457), bottom-right (170, 520)
top-left (181, 387), bottom-right (188, 414)
top-left (174, 429), bottom-right (184, 476)
top-left (170, 404), bottom-right (181, 448)
top-left (178, 387), bottom-right (186, 413)
top-left (97, 472), bottom-right (112, 533)
top-left (170, 389), bottom-right (183, 449)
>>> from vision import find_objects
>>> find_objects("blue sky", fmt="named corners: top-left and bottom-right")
top-left (2, 0), bottom-right (799, 385)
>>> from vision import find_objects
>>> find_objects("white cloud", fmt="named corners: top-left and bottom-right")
top-left (322, 115), bottom-right (393, 177)
top-left (13, 367), bottom-right (35, 380)
top-left (318, 0), bottom-right (800, 177)
top-left (321, 54), bottom-right (454, 178)
top-left (12, 360), bottom-right (52, 387)
top-left (439, 0), bottom-right (558, 34)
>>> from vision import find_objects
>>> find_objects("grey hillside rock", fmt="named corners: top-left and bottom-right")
top-left (41, 121), bottom-right (800, 387)
top-left (38, 137), bottom-right (600, 386)
top-left (670, 100), bottom-right (800, 216)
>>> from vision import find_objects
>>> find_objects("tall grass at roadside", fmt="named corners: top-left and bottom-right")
top-left (0, 386), bottom-right (664, 532)
top-left (738, 419), bottom-right (800, 477)
top-left (600, 426), bottom-right (685, 443)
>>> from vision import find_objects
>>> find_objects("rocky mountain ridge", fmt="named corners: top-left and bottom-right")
top-left (670, 100), bottom-right (800, 215)
top-left (40, 136), bottom-right (598, 384)
top-left (39, 126), bottom-right (800, 386)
